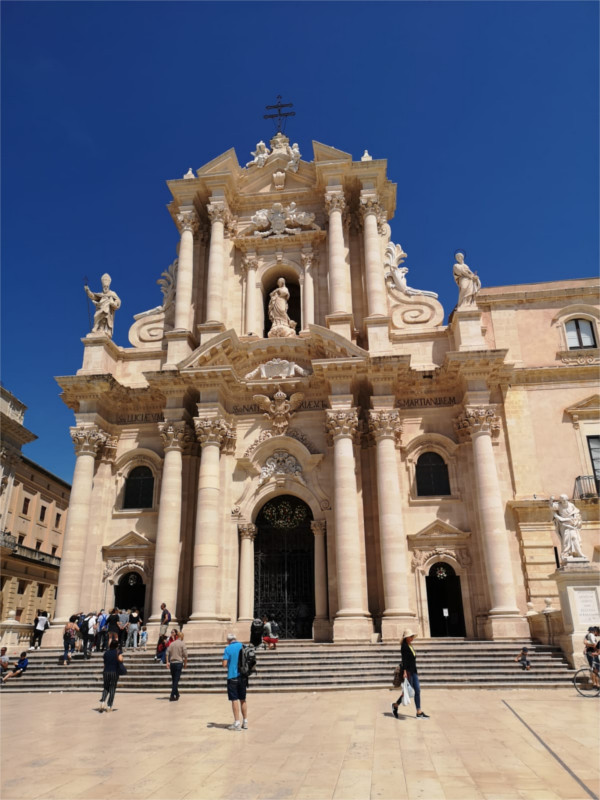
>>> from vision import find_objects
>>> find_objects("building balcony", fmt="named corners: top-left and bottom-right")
top-left (0, 530), bottom-right (61, 567)
top-left (574, 475), bottom-right (599, 500)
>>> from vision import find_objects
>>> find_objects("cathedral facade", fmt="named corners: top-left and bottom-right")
top-left (48, 135), bottom-right (599, 644)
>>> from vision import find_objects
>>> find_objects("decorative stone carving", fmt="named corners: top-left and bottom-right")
top-left (248, 202), bottom-right (319, 238)
top-left (301, 251), bottom-right (315, 273)
top-left (359, 196), bottom-right (387, 233)
top-left (270, 132), bottom-right (290, 155)
top-left (128, 259), bottom-right (177, 347)
top-left (453, 251), bottom-right (481, 308)
top-left (99, 436), bottom-right (119, 463)
top-left (324, 192), bottom-right (346, 214)
top-left (102, 557), bottom-right (152, 583)
top-left (176, 209), bottom-right (199, 235)
top-left (325, 409), bottom-right (359, 442)
top-left (454, 406), bottom-right (501, 440)
top-left (246, 140), bottom-right (271, 168)
top-left (560, 351), bottom-right (600, 366)
top-left (84, 274), bottom-right (121, 338)
top-left (243, 427), bottom-right (319, 457)
top-left (238, 523), bottom-right (257, 541)
top-left (384, 243), bottom-right (438, 299)
top-left (158, 421), bottom-right (193, 452)
top-left (361, 150), bottom-right (372, 161)
top-left (245, 358), bottom-right (310, 381)
top-left (207, 202), bottom-right (231, 226)
top-left (411, 546), bottom-right (471, 571)
top-left (272, 171), bottom-right (286, 190)
top-left (268, 278), bottom-right (297, 337)
top-left (194, 417), bottom-right (233, 449)
top-left (549, 495), bottom-right (587, 563)
top-left (311, 520), bottom-right (326, 536)
top-left (70, 426), bottom-right (108, 457)
top-left (258, 450), bottom-right (303, 486)
top-left (286, 142), bottom-right (301, 172)
top-left (183, 167), bottom-right (195, 179)
top-left (240, 255), bottom-right (259, 276)
top-left (368, 410), bottom-right (402, 444)
top-left (253, 386), bottom-right (304, 436)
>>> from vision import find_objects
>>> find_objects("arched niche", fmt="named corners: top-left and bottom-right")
top-left (260, 263), bottom-right (302, 338)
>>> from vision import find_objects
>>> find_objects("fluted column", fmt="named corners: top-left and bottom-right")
top-left (455, 406), bottom-right (520, 617)
top-left (369, 412), bottom-right (414, 632)
top-left (360, 196), bottom-right (387, 317)
top-left (324, 192), bottom-right (349, 314)
top-left (238, 524), bottom-right (257, 621)
top-left (189, 416), bottom-right (233, 621)
top-left (205, 202), bottom-right (230, 323)
top-left (326, 410), bottom-right (371, 641)
top-left (53, 426), bottom-right (107, 624)
top-left (311, 520), bottom-right (328, 619)
top-left (149, 422), bottom-right (193, 623)
top-left (301, 251), bottom-right (315, 328)
top-left (174, 210), bottom-right (199, 330)
top-left (242, 255), bottom-right (259, 335)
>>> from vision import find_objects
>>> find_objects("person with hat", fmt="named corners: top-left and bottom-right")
top-left (391, 628), bottom-right (429, 719)
top-left (222, 633), bottom-right (248, 731)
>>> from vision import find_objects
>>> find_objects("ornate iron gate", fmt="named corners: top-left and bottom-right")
top-left (254, 496), bottom-right (315, 639)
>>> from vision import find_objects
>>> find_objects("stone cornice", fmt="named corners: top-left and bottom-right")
top-left (233, 229), bottom-right (326, 253)
top-left (477, 279), bottom-right (599, 306)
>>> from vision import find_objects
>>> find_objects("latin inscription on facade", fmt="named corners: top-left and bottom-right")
top-left (396, 396), bottom-right (456, 409)
top-left (233, 399), bottom-right (327, 415)
top-left (116, 413), bottom-right (164, 425)
top-left (574, 588), bottom-right (600, 626)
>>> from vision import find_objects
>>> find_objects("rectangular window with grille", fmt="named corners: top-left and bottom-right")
top-left (588, 436), bottom-right (600, 493)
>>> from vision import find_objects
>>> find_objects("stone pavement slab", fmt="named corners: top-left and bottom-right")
top-left (1, 689), bottom-right (598, 800)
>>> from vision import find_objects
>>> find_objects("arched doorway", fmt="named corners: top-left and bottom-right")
top-left (114, 571), bottom-right (146, 619)
top-left (254, 495), bottom-right (314, 639)
top-left (425, 562), bottom-right (466, 637)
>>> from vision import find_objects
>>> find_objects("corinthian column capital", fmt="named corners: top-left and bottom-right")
top-left (176, 209), bottom-right (199, 235)
top-left (99, 436), bottom-right (119, 463)
top-left (325, 409), bottom-right (360, 443)
top-left (311, 520), bottom-right (326, 537)
top-left (158, 421), bottom-right (194, 452)
top-left (241, 254), bottom-right (259, 276)
top-left (454, 405), bottom-right (501, 441)
top-left (194, 416), bottom-right (235, 450)
top-left (207, 201), bottom-right (231, 226)
top-left (301, 251), bottom-right (316, 273)
top-left (70, 426), bottom-right (108, 457)
top-left (368, 410), bottom-right (402, 445)
top-left (324, 192), bottom-right (346, 214)
top-left (359, 196), bottom-right (387, 233)
top-left (239, 523), bottom-right (257, 541)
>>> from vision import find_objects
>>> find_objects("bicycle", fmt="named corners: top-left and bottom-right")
top-left (573, 667), bottom-right (600, 697)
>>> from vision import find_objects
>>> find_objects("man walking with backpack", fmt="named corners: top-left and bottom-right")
top-left (222, 633), bottom-right (249, 731)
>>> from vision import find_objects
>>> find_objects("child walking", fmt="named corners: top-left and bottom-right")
top-left (139, 626), bottom-right (148, 651)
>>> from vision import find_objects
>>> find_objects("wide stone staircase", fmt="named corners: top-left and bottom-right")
top-left (1, 639), bottom-right (574, 694)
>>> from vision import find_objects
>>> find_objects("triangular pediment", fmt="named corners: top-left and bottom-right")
top-left (103, 531), bottom-right (153, 553)
top-left (565, 394), bottom-right (600, 420)
top-left (195, 148), bottom-right (242, 178)
top-left (312, 141), bottom-right (352, 163)
top-left (408, 520), bottom-right (470, 542)
top-left (240, 162), bottom-right (316, 196)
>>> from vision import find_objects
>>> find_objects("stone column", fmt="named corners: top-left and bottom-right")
top-left (368, 411), bottom-right (414, 639)
top-left (325, 410), bottom-right (372, 641)
top-left (360, 197), bottom-right (387, 317)
top-left (189, 416), bottom-right (233, 631)
top-left (455, 406), bottom-right (526, 638)
top-left (174, 210), bottom-right (199, 331)
top-left (238, 524), bottom-right (257, 621)
top-left (52, 426), bottom-right (107, 626)
top-left (301, 251), bottom-right (315, 329)
top-left (242, 255), bottom-right (259, 335)
top-left (205, 202), bottom-right (230, 324)
top-left (149, 422), bottom-right (193, 625)
top-left (324, 192), bottom-right (349, 314)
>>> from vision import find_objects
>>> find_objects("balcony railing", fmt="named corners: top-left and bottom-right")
top-left (0, 530), bottom-right (61, 566)
top-left (574, 475), bottom-right (599, 500)
top-left (0, 531), bottom-right (17, 549)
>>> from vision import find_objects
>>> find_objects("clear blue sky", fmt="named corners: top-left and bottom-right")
top-left (1, 1), bottom-right (598, 483)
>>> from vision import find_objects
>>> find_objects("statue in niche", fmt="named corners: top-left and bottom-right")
top-left (246, 140), bottom-right (271, 168)
top-left (453, 251), bottom-right (481, 307)
top-left (384, 243), bottom-right (438, 298)
top-left (549, 495), bottom-right (587, 563)
top-left (85, 273), bottom-right (121, 338)
top-left (268, 278), bottom-right (297, 338)
top-left (286, 143), bottom-right (301, 172)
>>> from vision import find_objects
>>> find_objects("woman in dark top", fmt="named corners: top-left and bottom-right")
top-left (391, 628), bottom-right (429, 719)
top-left (107, 608), bottom-right (121, 646)
top-left (98, 639), bottom-right (124, 712)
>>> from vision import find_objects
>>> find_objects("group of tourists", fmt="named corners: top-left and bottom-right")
top-left (61, 607), bottom-right (148, 664)
top-left (0, 647), bottom-right (29, 684)
top-left (250, 615), bottom-right (280, 650)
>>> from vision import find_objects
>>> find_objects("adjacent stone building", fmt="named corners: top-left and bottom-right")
top-left (48, 135), bottom-right (599, 644)
top-left (0, 385), bottom-right (68, 627)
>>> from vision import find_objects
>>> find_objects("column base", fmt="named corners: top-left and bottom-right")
top-left (312, 617), bottom-right (333, 643)
top-left (325, 313), bottom-right (354, 342)
top-left (333, 616), bottom-right (373, 643)
top-left (43, 623), bottom-right (69, 649)
top-left (183, 620), bottom-right (229, 644)
top-left (381, 615), bottom-right (418, 643)
top-left (164, 329), bottom-right (197, 367)
top-left (364, 316), bottom-right (391, 352)
top-left (481, 614), bottom-right (530, 640)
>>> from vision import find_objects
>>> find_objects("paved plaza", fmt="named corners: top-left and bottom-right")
top-left (1, 688), bottom-right (598, 800)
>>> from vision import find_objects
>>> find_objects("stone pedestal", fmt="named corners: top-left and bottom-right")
top-left (326, 313), bottom-right (353, 342)
top-left (312, 618), bottom-right (332, 643)
top-left (183, 621), bottom-right (229, 644)
top-left (333, 616), bottom-right (374, 642)
top-left (165, 330), bottom-right (196, 368)
top-left (364, 316), bottom-right (391, 352)
top-left (451, 307), bottom-right (486, 350)
top-left (481, 614), bottom-right (530, 640)
top-left (0, 611), bottom-right (32, 654)
top-left (553, 562), bottom-right (600, 668)
top-left (198, 321), bottom-right (226, 346)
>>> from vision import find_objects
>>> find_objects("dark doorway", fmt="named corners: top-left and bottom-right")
top-left (263, 277), bottom-right (301, 338)
top-left (254, 495), bottom-right (314, 639)
top-left (425, 562), bottom-right (466, 637)
top-left (114, 572), bottom-right (146, 619)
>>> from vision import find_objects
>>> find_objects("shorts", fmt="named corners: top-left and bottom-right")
top-left (227, 677), bottom-right (247, 701)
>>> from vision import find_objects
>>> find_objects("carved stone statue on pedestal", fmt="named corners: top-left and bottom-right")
top-left (549, 494), bottom-right (587, 563)
top-left (268, 278), bottom-right (296, 338)
top-left (453, 252), bottom-right (481, 308)
top-left (85, 274), bottom-right (121, 338)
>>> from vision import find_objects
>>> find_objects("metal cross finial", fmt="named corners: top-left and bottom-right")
top-left (264, 95), bottom-right (295, 133)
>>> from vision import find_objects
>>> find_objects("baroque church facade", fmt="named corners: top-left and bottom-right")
top-left (48, 134), bottom-right (599, 644)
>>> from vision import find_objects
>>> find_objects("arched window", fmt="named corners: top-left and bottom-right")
top-left (123, 466), bottom-right (154, 509)
top-left (416, 452), bottom-right (450, 496)
top-left (565, 318), bottom-right (597, 350)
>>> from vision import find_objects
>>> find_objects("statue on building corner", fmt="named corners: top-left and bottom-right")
top-left (549, 494), bottom-right (587, 563)
top-left (84, 273), bottom-right (121, 338)
top-left (453, 251), bottom-right (481, 308)
top-left (246, 141), bottom-right (271, 168)
top-left (286, 142), bottom-right (301, 172)
top-left (268, 278), bottom-right (297, 338)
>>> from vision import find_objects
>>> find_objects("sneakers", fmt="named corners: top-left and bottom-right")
top-left (416, 712), bottom-right (430, 719)
top-left (242, 719), bottom-right (248, 729)
top-left (228, 723), bottom-right (242, 731)
top-left (98, 701), bottom-right (107, 712)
